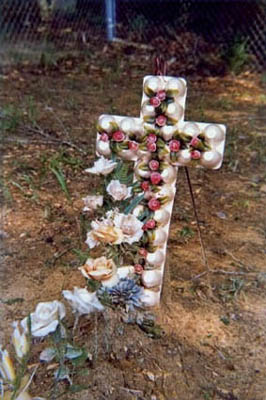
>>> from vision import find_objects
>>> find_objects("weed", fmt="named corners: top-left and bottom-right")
top-left (202, 392), bottom-right (212, 400)
top-left (49, 155), bottom-right (71, 201)
top-left (0, 177), bottom-right (13, 204)
top-left (129, 15), bottom-right (148, 35)
top-left (25, 95), bottom-right (39, 126)
top-left (220, 315), bottom-right (230, 325)
top-left (218, 277), bottom-right (245, 302)
top-left (215, 98), bottom-right (234, 111)
top-left (0, 297), bottom-right (24, 305)
top-left (65, 96), bottom-right (79, 111)
top-left (10, 174), bottom-right (39, 203)
top-left (233, 199), bottom-right (250, 209)
top-left (180, 226), bottom-right (195, 239)
top-left (224, 39), bottom-right (250, 75)
top-left (0, 104), bottom-right (23, 134)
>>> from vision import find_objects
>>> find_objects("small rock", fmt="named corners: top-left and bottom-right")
top-left (216, 211), bottom-right (227, 219)
top-left (260, 184), bottom-right (266, 193)
top-left (0, 230), bottom-right (8, 239)
top-left (146, 371), bottom-right (155, 382)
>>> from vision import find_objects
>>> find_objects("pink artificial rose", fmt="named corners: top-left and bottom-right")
top-left (134, 264), bottom-right (144, 274)
top-left (169, 139), bottom-right (181, 152)
top-left (150, 97), bottom-right (161, 107)
top-left (148, 198), bottom-right (161, 211)
top-left (147, 142), bottom-right (157, 152)
top-left (145, 219), bottom-right (156, 229)
top-left (128, 141), bottom-right (139, 150)
top-left (191, 150), bottom-right (201, 160)
top-left (190, 137), bottom-right (200, 147)
top-left (147, 133), bottom-right (157, 144)
top-left (149, 160), bottom-right (160, 171)
top-left (157, 90), bottom-right (166, 101)
top-left (112, 130), bottom-right (125, 142)
top-left (156, 115), bottom-right (167, 127)
top-left (139, 248), bottom-right (148, 258)
top-left (100, 132), bottom-right (109, 142)
top-left (150, 172), bottom-right (162, 185)
top-left (141, 181), bottom-right (150, 192)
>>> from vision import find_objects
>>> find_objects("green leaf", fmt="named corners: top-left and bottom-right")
top-left (143, 116), bottom-right (155, 124)
top-left (64, 344), bottom-right (83, 360)
top-left (54, 366), bottom-right (72, 384)
top-left (124, 194), bottom-right (145, 215)
top-left (40, 347), bottom-right (57, 362)
top-left (50, 166), bottom-right (70, 200)
top-left (113, 161), bottom-right (133, 185)
top-left (109, 121), bottom-right (119, 133)
top-left (70, 349), bottom-right (89, 367)
top-left (144, 86), bottom-right (155, 97)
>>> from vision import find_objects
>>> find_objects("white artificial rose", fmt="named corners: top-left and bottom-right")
top-left (106, 180), bottom-right (132, 201)
top-left (21, 301), bottom-right (66, 337)
top-left (82, 195), bottom-right (103, 212)
top-left (79, 257), bottom-right (118, 287)
top-left (85, 219), bottom-right (124, 249)
top-left (62, 287), bottom-right (104, 315)
top-left (113, 212), bottom-right (144, 244)
top-left (85, 157), bottom-right (117, 176)
top-left (12, 322), bottom-right (29, 360)
top-left (0, 347), bottom-right (16, 382)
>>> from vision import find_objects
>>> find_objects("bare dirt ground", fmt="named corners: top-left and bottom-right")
top-left (0, 51), bottom-right (266, 399)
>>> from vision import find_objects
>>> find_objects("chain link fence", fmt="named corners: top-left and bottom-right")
top-left (0, 0), bottom-right (265, 73)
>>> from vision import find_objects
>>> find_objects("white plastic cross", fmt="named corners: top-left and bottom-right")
top-left (95, 75), bottom-right (226, 306)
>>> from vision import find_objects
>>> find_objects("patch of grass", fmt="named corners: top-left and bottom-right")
top-left (0, 177), bottom-right (13, 204)
top-left (25, 95), bottom-right (39, 126)
top-left (49, 160), bottom-right (71, 201)
top-left (217, 277), bottom-right (245, 302)
top-left (224, 39), bottom-right (250, 75)
top-left (180, 226), bottom-right (195, 239)
top-left (10, 179), bottom-right (39, 203)
top-left (0, 297), bottom-right (24, 305)
top-left (233, 199), bottom-right (250, 209)
top-left (129, 15), bottom-right (148, 35)
top-left (0, 103), bottom-right (23, 134)
top-left (215, 98), bottom-right (234, 111)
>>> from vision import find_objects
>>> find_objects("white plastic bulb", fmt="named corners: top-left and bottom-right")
top-left (145, 76), bottom-right (161, 94)
top-left (120, 117), bottom-right (136, 134)
top-left (166, 103), bottom-right (184, 120)
top-left (141, 289), bottom-right (160, 307)
top-left (96, 140), bottom-right (111, 157)
top-left (161, 125), bottom-right (174, 141)
top-left (177, 149), bottom-right (191, 165)
top-left (141, 270), bottom-right (162, 288)
top-left (147, 250), bottom-right (165, 267)
top-left (161, 165), bottom-right (177, 184)
top-left (166, 78), bottom-right (186, 97)
top-left (157, 184), bottom-right (175, 201)
top-left (154, 209), bottom-right (170, 226)
top-left (204, 124), bottom-right (225, 143)
top-left (200, 151), bottom-right (222, 169)
top-left (141, 100), bottom-right (156, 117)
top-left (183, 122), bottom-right (200, 137)
top-left (98, 115), bottom-right (116, 132)
top-left (152, 229), bottom-right (168, 247)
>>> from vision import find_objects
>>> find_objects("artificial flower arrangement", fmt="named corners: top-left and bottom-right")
top-left (78, 75), bottom-right (226, 309)
top-left (0, 76), bottom-right (226, 398)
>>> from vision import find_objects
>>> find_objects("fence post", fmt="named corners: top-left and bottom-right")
top-left (105, 0), bottom-right (116, 41)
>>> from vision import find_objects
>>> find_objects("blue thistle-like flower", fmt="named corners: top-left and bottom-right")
top-left (98, 278), bottom-right (143, 310)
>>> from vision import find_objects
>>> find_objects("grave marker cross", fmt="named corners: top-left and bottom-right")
top-left (94, 75), bottom-right (226, 306)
